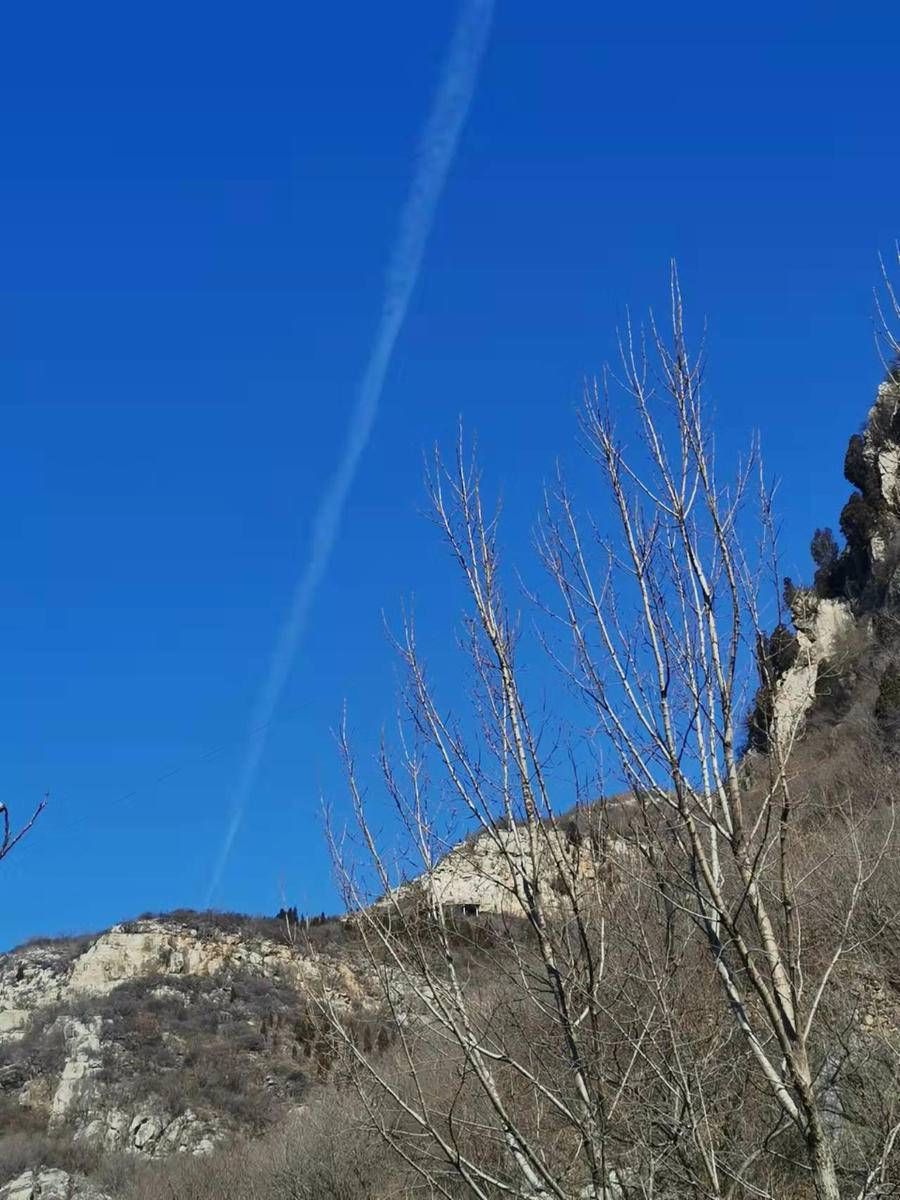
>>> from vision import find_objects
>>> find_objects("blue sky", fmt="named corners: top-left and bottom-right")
top-left (1, 1), bottom-right (898, 948)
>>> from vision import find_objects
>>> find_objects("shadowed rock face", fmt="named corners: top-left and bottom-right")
top-left (829, 373), bottom-right (900, 607)
top-left (765, 373), bottom-right (900, 744)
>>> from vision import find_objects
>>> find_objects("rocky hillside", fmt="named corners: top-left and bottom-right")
top-left (0, 827), bottom-right (609, 1197)
top-left (0, 911), bottom-right (379, 1190)
top-left (1, 820), bottom-right (591, 1198)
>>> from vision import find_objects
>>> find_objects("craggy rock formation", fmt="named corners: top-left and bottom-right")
top-left (758, 371), bottom-right (900, 745)
top-left (819, 372), bottom-right (900, 607)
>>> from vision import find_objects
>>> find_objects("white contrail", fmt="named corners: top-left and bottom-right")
top-left (204, 0), bottom-right (494, 906)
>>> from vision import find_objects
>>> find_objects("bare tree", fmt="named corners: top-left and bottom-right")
top-left (0, 793), bottom-right (46, 865)
top-left (540, 271), bottom-right (900, 1200)
top-left (875, 242), bottom-right (900, 367)
top-left (319, 273), bottom-right (899, 1200)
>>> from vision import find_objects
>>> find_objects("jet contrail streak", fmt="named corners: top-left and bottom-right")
top-left (204, 0), bottom-right (494, 905)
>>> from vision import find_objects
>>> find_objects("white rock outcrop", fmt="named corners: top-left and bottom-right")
top-left (869, 381), bottom-right (900, 519)
top-left (70, 1103), bottom-right (220, 1158)
top-left (771, 595), bottom-right (855, 745)
top-left (49, 1017), bottom-right (103, 1125)
top-left (0, 945), bottom-right (72, 1041)
top-left (0, 1170), bottom-right (110, 1200)
top-left (67, 922), bottom-right (299, 996)
top-left (391, 824), bottom-right (623, 918)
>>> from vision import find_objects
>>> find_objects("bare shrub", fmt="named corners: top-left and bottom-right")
top-left (122, 1093), bottom-right (401, 1200)
top-left (0, 1125), bottom-right (100, 1187)
top-left (0, 1006), bottom-right (67, 1083)
top-left (8, 931), bottom-right (98, 961)
top-left (72, 969), bottom-right (314, 1135)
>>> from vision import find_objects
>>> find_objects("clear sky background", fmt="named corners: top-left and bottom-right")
top-left (1, 1), bottom-right (898, 949)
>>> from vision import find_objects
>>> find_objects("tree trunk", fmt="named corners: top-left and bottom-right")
top-left (811, 1133), bottom-right (841, 1200)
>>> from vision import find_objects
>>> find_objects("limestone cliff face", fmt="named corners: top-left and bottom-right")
top-left (1, 843), bottom-right (615, 1183)
top-left (65, 921), bottom-right (300, 996)
top-left (770, 595), bottom-right (856, 744)
top-left (0, 830), bottom-right (613, 1189)
top-left (768, 372), bottom-right (900, 742)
